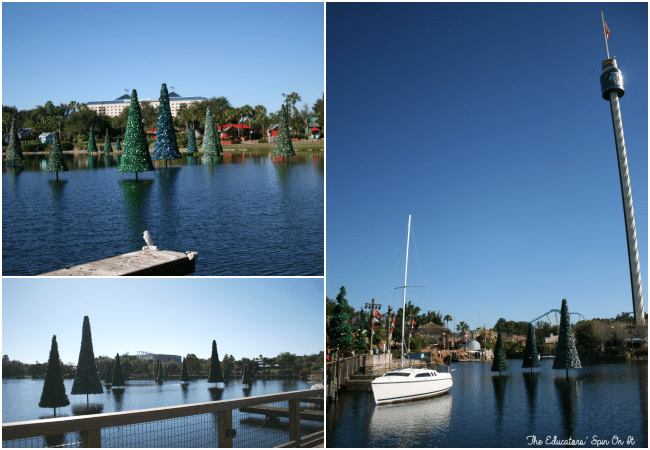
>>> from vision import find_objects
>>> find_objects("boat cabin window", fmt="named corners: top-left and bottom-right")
top-left (415, 373), bottom-right (431, 378)
top-left (385, 372), bottom-right (411, 377)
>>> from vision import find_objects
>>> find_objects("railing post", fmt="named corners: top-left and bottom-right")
top-left (217, 409), bottom-right (234, 448)
top-left (288, 398), bottom-right (301, 443)
top-left (81, 428), bottom-right (101, 447)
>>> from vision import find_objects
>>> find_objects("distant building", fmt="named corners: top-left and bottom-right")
top-left (87, 91), bottom-right (207, 118)
top-left (136, 351), bottom-right (182, 365)
top-left (39, 132), bottom-right (54, 143)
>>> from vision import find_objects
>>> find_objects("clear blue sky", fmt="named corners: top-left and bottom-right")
top-left (2, 278), bottom-right (323, 365)
top-left (326, 3), bottom-right (648, 330)
top-left (2, 2), bottom-right (323, 113)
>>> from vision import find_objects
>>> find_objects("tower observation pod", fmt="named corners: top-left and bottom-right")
top-left (599, 13), bottom-right (645, 326)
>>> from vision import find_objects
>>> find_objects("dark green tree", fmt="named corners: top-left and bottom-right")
top-left (157, 361), bottom-right (165, 381)
top-left (207, 340), bottom-right (224, 383)
top-left (186, 124), bottom-right (198, 154)
top-left (39, 336), bottom-right (70, 416)
top-left (521, 323), bottom-right (541, 371)
top-left (71, 316), bottom-right (104, 402)
top-left (152, 83), bottom-right (181, 164)
top-left (273, 103), bottom-right (295, 157)
top-left (201, 107), bottom-right (221, 157)
top-left (553, 298), bottom-right (582, 376)
top-left (327, 286), bottom-right (354, 353)
top-left (491, 329), bottom-right (509, 375)
top-left (118, 89), bottom-right (154, 179)
top-left (104, 362), bottom-right (113, 386)
top-left (114, 136), bottom-right (122, 153)
top-left (181, 357), bottom-right (190, 382)
top-left (112, 354), bottom-right (125, 388)
top-left (5, 116), bottom-right (24, 163)
top-left (46, 132), bottom-right (68, 180)
top-left (103, 128), bottom-right (112, 153)
top-left (354, 330), bottom-right (367, 352)
top-left (86, 125), bottom-right (98, 153)
top-left (154, 359), bottom-right (160, 379)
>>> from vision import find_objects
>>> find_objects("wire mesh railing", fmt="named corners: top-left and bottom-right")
top-left (2, 388), bottom-right (324, 448)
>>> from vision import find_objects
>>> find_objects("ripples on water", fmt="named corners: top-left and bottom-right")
top-left (2, 154), bottom-right (324, 276)
top-left (327, 360), bottom-right (647, 447)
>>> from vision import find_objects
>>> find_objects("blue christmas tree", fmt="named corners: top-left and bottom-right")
top-left (152, 83), bottom-right (181, 164)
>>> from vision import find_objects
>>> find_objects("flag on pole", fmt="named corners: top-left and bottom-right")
top-left (373, 310), bottom-right (383, 317)
top-left (604, 23), bottom-right (610, 39)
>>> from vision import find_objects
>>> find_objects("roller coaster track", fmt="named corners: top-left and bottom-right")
top-left (530, 309), bottom-right (586, 325)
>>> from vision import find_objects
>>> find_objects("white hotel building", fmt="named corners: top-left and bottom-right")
top-left (86, 91), bottom-right (207, 118)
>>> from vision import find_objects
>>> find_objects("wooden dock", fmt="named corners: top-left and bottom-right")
top-left (38, 249), bottom-right (199, 276)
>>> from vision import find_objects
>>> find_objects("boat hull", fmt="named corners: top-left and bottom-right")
top-left (371, 370), bottom-right (453, 405)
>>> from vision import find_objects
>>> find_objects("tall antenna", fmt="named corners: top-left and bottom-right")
top-left (601, 10), bottom-right (610, 59)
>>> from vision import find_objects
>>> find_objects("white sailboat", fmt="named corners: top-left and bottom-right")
top-left (371, 215), bottom-right (453, 405)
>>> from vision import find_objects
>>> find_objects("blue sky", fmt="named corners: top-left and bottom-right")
top-left (326, 3), bottom-right (648, 330)
top-left (2, 2), bottom-right (323, 113)
top-left (2, 278), bottom-right (323, 364)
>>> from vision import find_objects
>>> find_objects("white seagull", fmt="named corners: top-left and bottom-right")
top-left (143, 230), bottom-right (154, 247)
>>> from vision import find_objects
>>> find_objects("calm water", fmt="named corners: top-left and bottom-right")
top-left (2, 154), bottom-right (323, 276)
top-left (3, 378), bottom-right (322, 447)
top-left (327, 360), bottom-right (647, 448)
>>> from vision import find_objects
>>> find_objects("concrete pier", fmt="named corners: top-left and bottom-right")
top-left (38, 249), bottom-right (199, 276)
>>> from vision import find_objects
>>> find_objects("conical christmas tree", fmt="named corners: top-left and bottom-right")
top-left (491, 329), bottom-right (509, 375)
top-left (152, 83), bottom-right (181, 163)
top-left (86, 126), bottom-right (98, 153)
top-left (273, 103), bottom-right (295, 157)
top-left (186, 124), bottom-right (198, 154)
top-left (157, 361), bottom-right (165, 382)
top-left (103, 129), bottom-right (112, 153)
top-left (181, 357), bottom-right (190, 382)
top-left (71, 316), bottom-right (104, 401)
top-left (522, 323), bottom-right (541, 371)
top-left (6, 116), bottom-right (24, 163)
top-left (553, 298), bottom-right (582, 375)
top-left (105, 362), bottom-right (113, 385)
top-left (115, 136), bottom-right (122, 153)
top-left (39, 335), bottom-right (70, 416)
top-left (118, 89), bottom-right (154, 178)
top-left (207, 340), bottom-right (224, 383)
top-left (154, 360), bottom-right (160, 379)
top-left (46, 132), bottom-right (68, 180)
top-left (201, 107), bottom-right (221, 157)
top-left (112, 354), bottom-right (125, 388)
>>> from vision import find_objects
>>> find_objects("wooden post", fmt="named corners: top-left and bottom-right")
top-left (217, 409), bottom-right (233, 448)
top-left (288, 398), bottom-right (301, 443)
top-left (81, 428), bottom-right (101, 448)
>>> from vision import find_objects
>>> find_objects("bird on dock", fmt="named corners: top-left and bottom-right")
top-left (143, 230), bottom-right (156, 250)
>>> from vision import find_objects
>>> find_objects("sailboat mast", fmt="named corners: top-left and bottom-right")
top-left (401, 214), bottom-right (412, 368)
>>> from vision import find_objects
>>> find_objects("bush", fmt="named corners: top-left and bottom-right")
top-left (61, 141), bottom-right (74, 151)
top-left (22, 141), bottom-right (46, 152)
top-left (176, 133), bottom-right (188, 148)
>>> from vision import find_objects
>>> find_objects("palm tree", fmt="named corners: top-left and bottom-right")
top-left (240, 105), bottom-right (254, 139)
top-left (254, 105), bottom-right (267, 138)
top-left (443, 314), bottom-right (453, 350)
top-left (286, 92), bottom-right (301, 109)
top-left (457, 321), bottom-right (470, 348)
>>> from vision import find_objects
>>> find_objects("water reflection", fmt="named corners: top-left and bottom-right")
top-left (491, 375), bottom-right (509, 433)
top-left (87, 155), bottom-right (98, 170)
top-left (111, 388), bottom-right (125, 412)
top-left (186, 155), bottom-right (198, 166)
top-left (522, 371), bottom-right (540, 429)
top-left (119, 179), bottom-right (154, 249)
top-left (553, 376), bottom-right (580, 441)
top-left (156, 167), bottom-right (181, 245)
top-left (208, 386), bottom-right (224, 401)
top-left (103, 155), bottom-right (113, 167)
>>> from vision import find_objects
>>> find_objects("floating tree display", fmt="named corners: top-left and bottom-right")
top-left (118, 89), bottom-right (154, 179)
top-left (522, 323), bottom-right (541, 371)
top-left (86, 126), bottom-right (98, 153)
top-left (201, 107), bottom-right (222, 158)
top-left (491, 329), bottom-right (509, 375)
top-left (46, 132), bottom-right (68, 181)
top-left (6, 116), bottom-right (24, 164)
top-left (186, 124), bottom-right (198, 154)
top-left (39, 335), bottom-right (70, 416)
top-left (115, 136), bottom-right (122, 153)
top-left (104, 362), bottom-right (113, 386)
top-left (71, 316), bottom-right (104, 402)
top-left (112, 354), bottom-right (125, 388)
top-left (273, 103), bottom-right (295, 158)
top-left (207, 340), bottom-right (224, 383)
top-left (181, 357), bottom-right (190, 382)
top-left (152, 83), bottom-right (181, 165)
top-left (103, 129), bottom-right (112, 153)
top-left (552, 298), bottom-right (582, 376)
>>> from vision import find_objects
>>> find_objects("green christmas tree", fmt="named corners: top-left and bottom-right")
top-left (186, 124), bottom-right (198, 154)
top-left (71, 316), bottom-right (104, 401)
top-left (112, 353), bottom-right (125, 388)
top-left (354, 330), bottom-right (367, 352)
top-left (207, 340), bottom-right (224, 383)
top-left (152, 83), bottom-right (181, 164)
top-left (273, 103), bottom-right (295, 157)
top-left (86, 126), bottom-right (98, 153)
top-left (104, 362), bottom-right (113, 386)
top-left (39, 335), bottom-right (70, 416)
top-left (181, 357), bottom-right (190, 382)
top-left (46, 132), bottom-right (68, 180)
top-left (6, 116), bottom-right (24, 163)
top-left (103, 129), bottom-right (112, 153)
top-left (115, 136), bottom-right (122, 153)
top-left (118, 89), bottom-right (154, 179)
top-left (154, 359), bottom-right (160, 379)
top-left (201, 107), bottom-right (221, 157)
top-left (327, 286), bottom-right (354, 353)
top-left (522, 323), bottom-right (541, 371)
top-left (157, 361), bottom-right (165, 382)
top-left (553, 298), bottom-right (582, 376)
top-left (491, 329), bottom-right (509, 375)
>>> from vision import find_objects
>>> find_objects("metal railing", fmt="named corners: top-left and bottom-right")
top-left (2, 388), bottom-right (324, 448)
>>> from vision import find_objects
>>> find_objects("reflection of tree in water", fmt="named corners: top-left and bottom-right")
top-left (103, 155), bottom-right (113, 168)
top-left (553, 377), bottom-right (580, 442)
top-left (119, 179), bottom-right (154, 250)
top-left (186, 155), bottom-right (198, 166)
top-left (491, 375), bottom-right (508, 434)
top-left (87, 155), bottom-right (98, 170)
top-left (111, 388), bottom-right (125, 412)
top-left (72, 403), bottom-right (105, 447)
top-left (156, 167), bottom-right (182, 245)
top-left (38, 413), bottom-right (70, 447)
top-left (4, 164), bottom-right (24, 177)
top-left (208, 386), bottom-right (224, 402)
top-left (181, 382), bottom-right (189, 400)
top-left (522, 372), bottom-right (540, 430)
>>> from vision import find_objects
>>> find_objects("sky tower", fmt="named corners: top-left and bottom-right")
top-left (600, 11), bottom-right (645, 326)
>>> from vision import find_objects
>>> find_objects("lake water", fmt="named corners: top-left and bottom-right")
top-left (3, 378), bottom-right (322, 447)
top-left (327, 360), bottom-right (647, 448)
top-left (2, 153), bottom-right (323, 276)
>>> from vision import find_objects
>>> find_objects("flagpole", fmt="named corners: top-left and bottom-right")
top-left (601, 10), bottom-right (610, 59)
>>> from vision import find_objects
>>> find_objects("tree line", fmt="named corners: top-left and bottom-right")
top-left (2, 91), bottom-right (324, 144)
